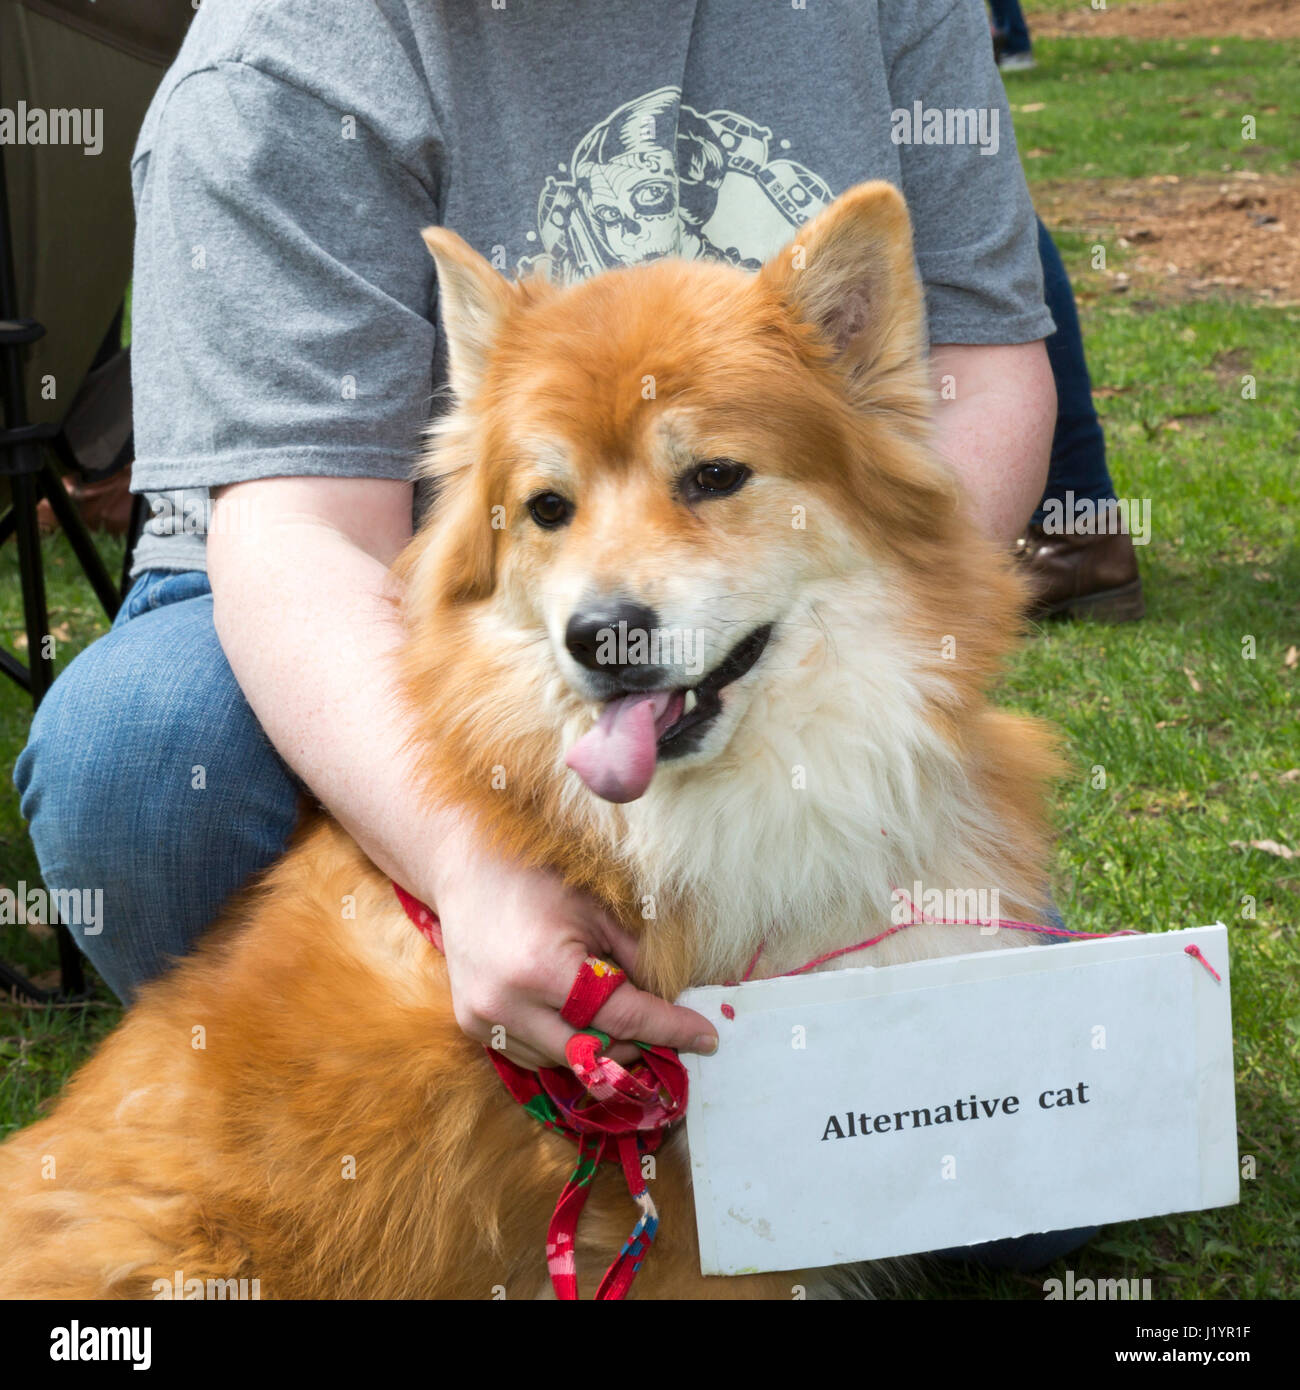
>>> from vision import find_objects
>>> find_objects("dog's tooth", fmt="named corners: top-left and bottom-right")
top-left (684, 689), bottom-right (698, 714)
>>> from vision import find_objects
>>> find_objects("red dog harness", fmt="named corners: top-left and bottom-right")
top-left (393, 882), bottom-right (687, 1300)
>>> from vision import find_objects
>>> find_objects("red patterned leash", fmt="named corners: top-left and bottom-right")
top-left (394, 884), bottom-right (687, 1300)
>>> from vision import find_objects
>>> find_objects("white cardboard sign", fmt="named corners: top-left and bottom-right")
top-left (679, 925), bottom-right (1238, 1276)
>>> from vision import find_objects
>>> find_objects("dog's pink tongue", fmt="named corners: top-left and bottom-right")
top-left (566, 691), bottom-right (676, 803)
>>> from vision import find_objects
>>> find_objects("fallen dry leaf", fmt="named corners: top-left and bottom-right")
top-left (1230, 839), bottom-right (1295, 860)
top-left (1284, 645), bottom-right (1298, 669)
top-left (1184, 666), bottom-right (1203, 692)
top-left (1278, 769), bottom-right (1300, 784)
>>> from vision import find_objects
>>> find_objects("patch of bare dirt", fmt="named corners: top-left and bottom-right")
top-left (1036, 172), bottom-right (1300, 305)
top-left (1031, 0), bottom-right (1300, 41)
top-left (1209, 346), bottom-right (1252, 386)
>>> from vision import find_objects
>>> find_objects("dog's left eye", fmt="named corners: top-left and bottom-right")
top-left (684, 459), bottom-right (750, 499)
top-left (528, 491), bottom-right (573, 529)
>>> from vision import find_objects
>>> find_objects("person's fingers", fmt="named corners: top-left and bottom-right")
top-left (590, 979), bottom-right (717, 1055)
top-left (541, 948), bottom-right (667, 1063)
top-left (544, 935), bottom-right (716, 1055)
top-left (490, 1040), bottom-right (552, 1071)
top-left (489, 1023), bottom-right (638, 1071)
top-left (497, 1007), bottom-right (579, 1070)
top-left (594, 913), bottom-right (643, 977)
top-left (445, 967), bottom-right (571, 1067)
top-left (503, 1011), bottom-right (639, 1069)
top-left (449, 946), bottom-right (643, 1068)
top-left (544, 939), bottom-right (633, 1019)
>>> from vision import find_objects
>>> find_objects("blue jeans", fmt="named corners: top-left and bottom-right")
top-left (13, 568), bottom-right (301, 1003)
top-left (988, 0), bottom-right (1032, 56)
top-left (14, 567), bottom-right (1095, 1272)
top-left (1035, 218), bottom-right (1117, 526)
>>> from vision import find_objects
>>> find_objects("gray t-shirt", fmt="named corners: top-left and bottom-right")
top-left (128, 0), bottom-right (1054, 578)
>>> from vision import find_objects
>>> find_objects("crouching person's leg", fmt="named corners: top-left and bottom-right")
top-left (13, 569), bottom-right (302, 1003)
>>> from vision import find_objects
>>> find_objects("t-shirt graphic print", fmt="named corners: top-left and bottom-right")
top-left (519, 86), bottom-right (834, 282)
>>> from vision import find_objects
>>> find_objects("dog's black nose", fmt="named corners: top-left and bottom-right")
top-left (565, 600), bottom-right (661, 676)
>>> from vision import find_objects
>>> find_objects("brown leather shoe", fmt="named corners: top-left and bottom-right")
top-left (1014, 524), bottom-right (1145, 622)
top-left (36, 467), bottom-right (135, 538)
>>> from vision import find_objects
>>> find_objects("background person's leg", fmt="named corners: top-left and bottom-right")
top-left (988, 0), bottom-right (1034, 68)
top-left (1034, 218), bottom-right (1116, 521)
top-left (1019, 219), bottom-right (1144, 621)
top-left (13, 570), bottom-right (302, 1003)
top-left (988, 0), bottom-right (1032, 56)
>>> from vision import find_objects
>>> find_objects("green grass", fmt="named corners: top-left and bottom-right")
top-left (2, 27), bottom-right (1297, 1299)
top-left (1025, 0), bottom-right (1156, 11)
top-left (923, 294), bottom-right (1300, 1300)
top-left (1005, 37), bottom-right (1300, 182)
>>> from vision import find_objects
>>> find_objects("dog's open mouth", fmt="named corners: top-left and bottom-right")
top-left (565, 624), bottom-right (773, 804)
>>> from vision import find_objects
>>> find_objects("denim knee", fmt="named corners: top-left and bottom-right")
top-left (13, 575), bottom-right (300, 1001)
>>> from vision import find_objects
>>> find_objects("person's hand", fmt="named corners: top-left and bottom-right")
top-left (424, 814), bottom-right (718, 1070)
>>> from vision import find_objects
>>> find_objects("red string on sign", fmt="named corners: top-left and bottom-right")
top-left (1183, 943), bottom-right (1222, 982)
top-left (730, 890), bottom-right (1142, 986)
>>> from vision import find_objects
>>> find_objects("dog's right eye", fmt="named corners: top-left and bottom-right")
top-left (528, 491), bottom-right (573, 529)
top-left (680, 458), bottom-right (750, 501)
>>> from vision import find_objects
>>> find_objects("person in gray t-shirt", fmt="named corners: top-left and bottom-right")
top-left (20, 1), bottom-right (1057, 1065)
top-left (127, 0), bottom-right (1053, 583)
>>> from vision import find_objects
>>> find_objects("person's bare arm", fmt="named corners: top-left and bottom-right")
top-left (207, 475), bottom-right (716, 1067)
top-left (928, 340), bottom-right (1056, 544)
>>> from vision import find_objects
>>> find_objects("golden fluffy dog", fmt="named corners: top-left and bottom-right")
top-left (0, 182), bottom-right (1057, 1299)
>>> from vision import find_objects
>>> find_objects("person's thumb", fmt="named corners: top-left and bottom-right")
top-left (589, 979), bottom-right (717, 1056)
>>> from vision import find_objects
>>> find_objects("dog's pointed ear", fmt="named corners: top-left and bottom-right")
top-left (757, 182), bottom-right (927, 411)
top-left (422, 226), bottom-right (514, 401)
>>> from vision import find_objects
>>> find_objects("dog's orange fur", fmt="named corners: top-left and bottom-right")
top-left (0, 183), bottom-right (1059, 1299)
top-left (0, 824), bottom-right (791, 1298)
